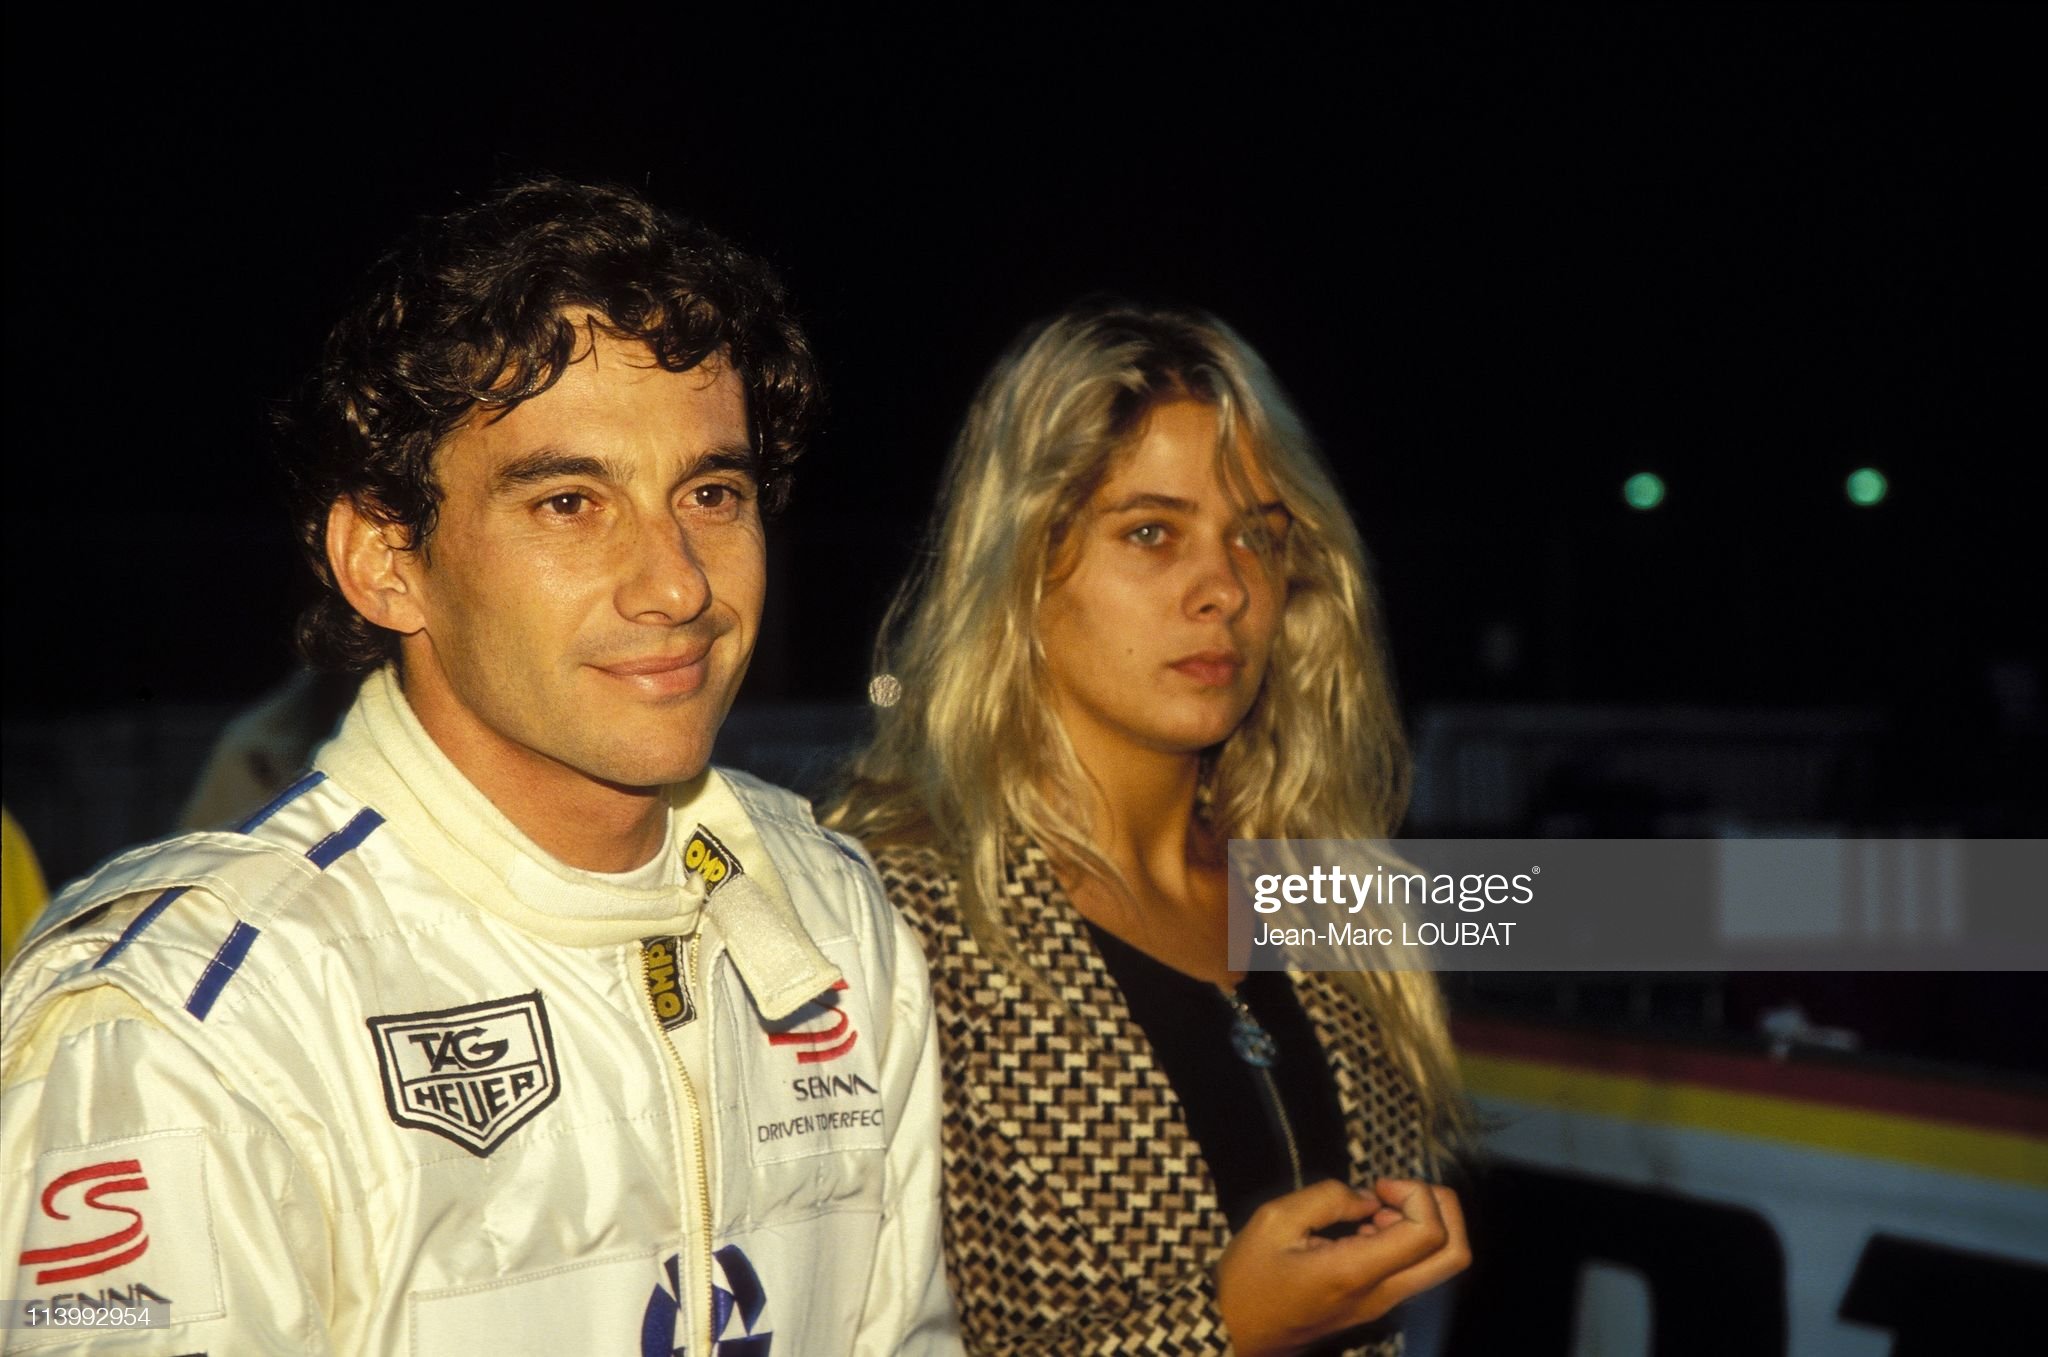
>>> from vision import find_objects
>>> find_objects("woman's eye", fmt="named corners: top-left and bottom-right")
top-left (1126, 523), bottom-right (1168, 547)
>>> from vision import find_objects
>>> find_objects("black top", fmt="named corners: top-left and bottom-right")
top-left (1085, 922), bottom-right (1350, 1231)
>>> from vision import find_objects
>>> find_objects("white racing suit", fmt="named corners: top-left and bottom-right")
top-left (1, 668), bottom-right (960, 1355)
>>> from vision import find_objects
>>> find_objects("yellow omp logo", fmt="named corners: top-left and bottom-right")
top-left (684, 827), bottom-right (742, 890)
top-left (642, 936), bottom-right (694, 1031)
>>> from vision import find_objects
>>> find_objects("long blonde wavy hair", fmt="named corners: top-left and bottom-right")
top-left (828, 299), bottom-right (1464, 1158)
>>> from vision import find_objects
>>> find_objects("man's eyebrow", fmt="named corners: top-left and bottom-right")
top-left (490, 449), bottom-right (633, 494)
top-left (489, 443), bottom-right (761, 495)
top-left (684, 443), bottom-right (762, 482)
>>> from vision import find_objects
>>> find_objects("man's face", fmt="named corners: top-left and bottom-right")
top-left (392, 328), bottom-right (763, 799)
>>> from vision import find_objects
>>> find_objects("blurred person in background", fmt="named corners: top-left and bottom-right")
top-left (1, 807), bottom-right (48, 969)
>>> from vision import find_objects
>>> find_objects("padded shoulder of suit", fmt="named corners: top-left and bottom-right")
top-left (718, 766), bottom-right (818, 831)
top-left (18, 831), bottom-right (328, 961)
top-left (0, 831), bottom-right (351, 1066)
top-left (15, 770), bottom-right (376, 953)
top-left (2, 771), bottom-right (384, 1023)
top-left (717, 766), bottom-right (873, 872)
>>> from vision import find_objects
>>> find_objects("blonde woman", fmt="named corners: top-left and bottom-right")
top-left (830, 301), bottom-right (1469, 1356)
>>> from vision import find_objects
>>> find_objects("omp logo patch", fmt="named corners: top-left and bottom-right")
top-left (765, 979), bottom-right (856, 1064)
top-left (642, 936), bottom-right (695, 1031)
top-left (368, 992), bottom-right (561, 1156)
top-left (683, 826), bottom-right (742, 891)
top-left (19, 1160), bottom-right (151, 1283)
top-left (13, 1133), bottom-right (224, 1335)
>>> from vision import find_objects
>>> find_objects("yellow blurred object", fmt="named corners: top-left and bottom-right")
top-left (2, 805), bottom-right (51, 969)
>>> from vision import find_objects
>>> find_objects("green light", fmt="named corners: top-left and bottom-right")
top-left (1846, 467), bottom-right (1888, 506)
top-left (1623, 472), bottom-right (1666, 510)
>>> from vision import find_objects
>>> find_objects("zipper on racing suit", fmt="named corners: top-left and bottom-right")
top-left (639, 932), bottom-right (716, 1350)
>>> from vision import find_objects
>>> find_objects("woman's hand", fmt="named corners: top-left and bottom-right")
top-left (1215, 1177), bottom-right (1470, 1357)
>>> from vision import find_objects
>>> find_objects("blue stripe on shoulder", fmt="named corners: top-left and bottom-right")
top-left (185, 921), bottom-right (261, 1019)
top-left (821, 828), bottom-right (873, 871)
top-left (306, 808), bottom-right (384, 869)
top-left (237, 769), bottom-right (327, 832)
top-left (182, 807), bottom-right (385, 1020)
top-left (89, 772), bottom-right (335, 968)
top-left (93, 886), bottom-right (189, 970)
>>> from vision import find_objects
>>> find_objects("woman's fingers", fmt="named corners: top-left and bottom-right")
top-left (1289, 1184), bottom-right (1448, 1291)
top-left (1341, 1186), bottom-right (1474, 1322)
top-left (1431, 1185), bottom-right (1470, 1263)
top-left (1218, 1181), bottom-right (1471, 1355)
top-left (1372, 1177), bottom-right (1445, 1226)
top-left (1248, 1179), bottom-right (1381, 1240)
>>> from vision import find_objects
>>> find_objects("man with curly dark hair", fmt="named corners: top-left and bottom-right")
top-left (2, 177), bottom-right (961, 1355)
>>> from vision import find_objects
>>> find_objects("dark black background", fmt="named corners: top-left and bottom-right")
top-left (5, 7), bottom-right (2038, 728)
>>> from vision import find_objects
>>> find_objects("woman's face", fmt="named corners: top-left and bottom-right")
top-left (1038, 399), bottom-right (1292, 768)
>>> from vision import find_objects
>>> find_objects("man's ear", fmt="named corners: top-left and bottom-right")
top-left (327, 498), bottom-right (427, 636)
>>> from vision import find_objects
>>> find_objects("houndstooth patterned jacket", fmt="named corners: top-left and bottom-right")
top-left (876, 839), bottom-right (1427, 1356)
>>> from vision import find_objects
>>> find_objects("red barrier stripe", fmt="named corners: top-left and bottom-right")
top-left (1453, 1015), bottom-right (2048, 1137)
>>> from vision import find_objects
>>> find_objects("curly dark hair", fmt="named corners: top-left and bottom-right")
top-left (281, 174), bottom-right (819, 672)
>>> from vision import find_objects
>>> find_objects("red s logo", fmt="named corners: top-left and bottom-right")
top-left (19, 1159), bottom-right (151, 1284)
top-left (767, 980), bottom-right (858, 1063)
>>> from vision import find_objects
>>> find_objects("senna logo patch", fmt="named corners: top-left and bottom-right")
top-left (738, 936), bottom-right (889, 1165)
top-left (13, 1132), bottom-right (225, 1335)
top-left (642, 936), bottom-right (695, 1031)
top-left (765, 978), bottom-right (858, 1063)
top-left (367, 992), bottom-right (561, 1157)
top-left (683, 825), bottom-right (742, 891)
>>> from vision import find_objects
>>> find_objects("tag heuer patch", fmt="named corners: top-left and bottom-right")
top-left (642, 936), bottom-right (695, 1031)
top-left (367, 992), bottom-right (561, 1157)
top-left (683, 825), bottom-right (742, 891)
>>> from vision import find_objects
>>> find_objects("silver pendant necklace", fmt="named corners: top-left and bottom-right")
top-left (1221, 988), bottom-right (1279, 1068)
